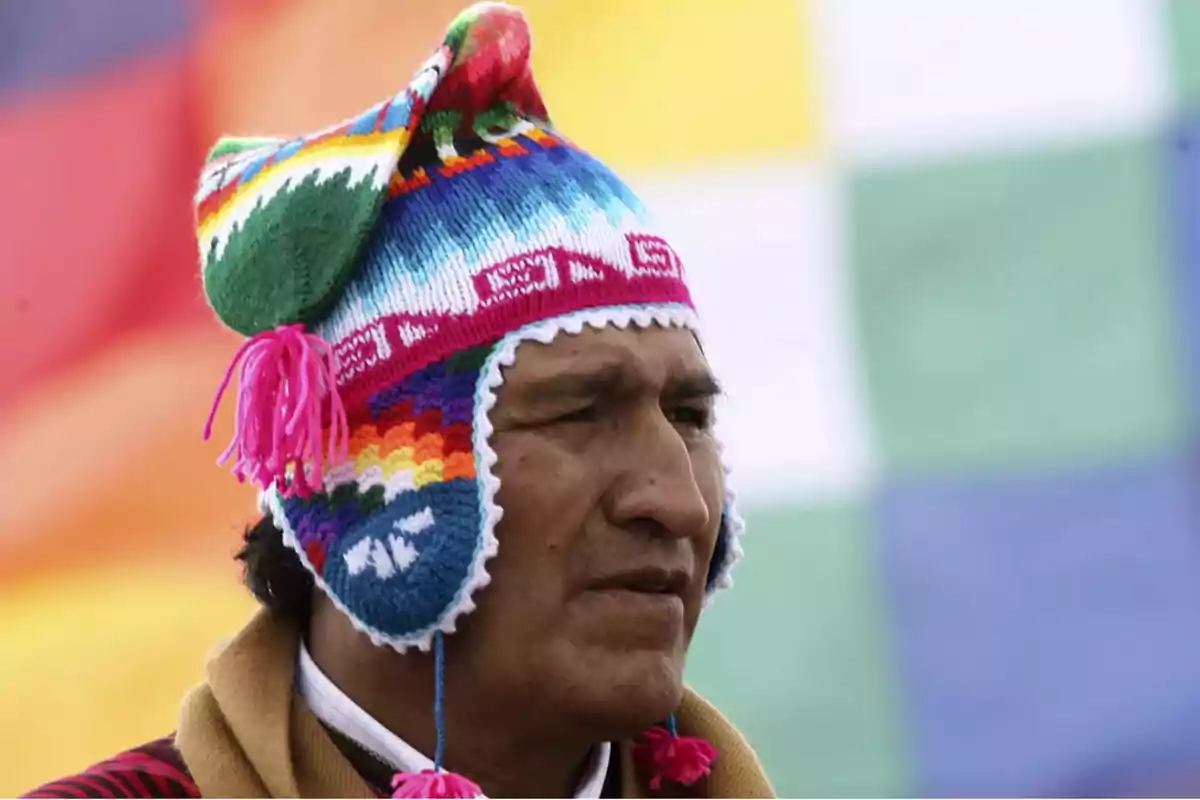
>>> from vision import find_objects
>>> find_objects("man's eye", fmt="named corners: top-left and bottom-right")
top-left (666, 405), bottom-right (712, 430)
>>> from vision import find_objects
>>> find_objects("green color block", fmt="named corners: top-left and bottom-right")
top-left (1169, 1), bottom-right (1200, 109)
top-left (687, 502), bottom-right (910, 798)
top-left (207, 136), bottom-right (279, 162)
top-left (850, 136), bottom-right (1184, 476)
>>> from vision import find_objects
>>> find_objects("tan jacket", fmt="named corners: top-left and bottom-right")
top-left (176, 610), bottom-right (774, 798)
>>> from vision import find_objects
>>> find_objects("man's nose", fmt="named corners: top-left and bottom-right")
top-left (606, 408), bottom-right (711, 539)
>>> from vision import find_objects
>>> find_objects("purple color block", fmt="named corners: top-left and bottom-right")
top-left (877, 455), bottom-right (1200, 796)
top-left (0, 0), bottom-right (191, 97)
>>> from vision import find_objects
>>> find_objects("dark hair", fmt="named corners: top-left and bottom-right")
top-left (235, 515), bottom-right (314, 624)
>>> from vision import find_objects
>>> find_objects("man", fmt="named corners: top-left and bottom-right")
top-left (25, 4), bottom-right (772, 797)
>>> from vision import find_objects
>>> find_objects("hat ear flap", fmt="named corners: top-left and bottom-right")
top-left (196, 130), bottom-right (407, 337)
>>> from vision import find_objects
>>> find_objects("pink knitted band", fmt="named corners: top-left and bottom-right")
top-left (331, 235), bottom-right (692, 414)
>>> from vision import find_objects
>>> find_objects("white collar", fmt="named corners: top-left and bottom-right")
top-left (297, 641), bottom-right (612, 798)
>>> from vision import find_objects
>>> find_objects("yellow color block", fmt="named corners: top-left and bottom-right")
top-left (522, 0), bottom-right (823, 170)
top-left (384, 447), bottom-right (418, 475)
top-left (0, 566), bottom-right (257, 796)
top-left (356, 444), bottom-right (383, 472)
top-left (415, 459), bottom-right (446, 488)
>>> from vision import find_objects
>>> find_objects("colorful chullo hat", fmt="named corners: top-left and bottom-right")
top-left (197, 3), bottom-right (742, 796)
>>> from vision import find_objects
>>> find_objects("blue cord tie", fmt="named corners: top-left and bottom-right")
top-left (434, 630), bottom-right (447, 771)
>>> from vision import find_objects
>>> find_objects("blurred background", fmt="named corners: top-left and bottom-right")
top-left (6, 0), bottom-right (1200, 796)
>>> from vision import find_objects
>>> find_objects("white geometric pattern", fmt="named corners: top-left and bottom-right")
top-left (817, 0), bottom-right (1170, 163)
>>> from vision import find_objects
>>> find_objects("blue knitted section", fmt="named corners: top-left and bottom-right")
top-left (310, 478), bottom-right (482, 642)
top-left (348, 138), bottom-right (649, 320)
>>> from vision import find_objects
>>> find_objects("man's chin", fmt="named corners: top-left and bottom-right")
top-left (550, 647), bottom-right (686, 740)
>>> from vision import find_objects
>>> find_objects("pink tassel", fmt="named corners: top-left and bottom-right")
top-left (390, 770), bottom-right (482, 799)
top-left (204, 324), bottom-right (349, 499)
top-left (632, 726), bottom-right (718, 790)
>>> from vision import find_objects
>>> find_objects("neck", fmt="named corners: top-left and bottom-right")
top-left (307, 603), bottom-right (597, 798)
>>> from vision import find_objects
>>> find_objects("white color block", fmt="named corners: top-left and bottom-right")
top-left (816, 0), bottom-right (1169, 162)
top-left (634, 163), bottom-right (873, 502)
top-left (389, 534), bottom-right (420, 572)
top-left (345, 537), bottom-right (398, 580)
top-left (368, 539), bottom-right (396, 579)
top-left (344, 538), bottom-right (374, 577)
top-left (382, 468), bottom-right (418, 501)
top-left (395, 507), bottom-right (435, 535)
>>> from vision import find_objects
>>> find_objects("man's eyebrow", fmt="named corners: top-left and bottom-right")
top-left (518, 363), bottom-right (635, 403)
top-left (665, 373), bottom-right (723, 401)
top-left (517, 365), bottom-right (723, 403)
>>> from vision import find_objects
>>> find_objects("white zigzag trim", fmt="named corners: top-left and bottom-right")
top-left (266, 301), bottom-right (745, 653)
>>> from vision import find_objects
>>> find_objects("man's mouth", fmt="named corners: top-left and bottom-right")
top-left (588, 566), bottom-right (690, 597)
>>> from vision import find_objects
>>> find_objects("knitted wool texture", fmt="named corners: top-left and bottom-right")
top-left (195, 2), bottom-right (744, 652)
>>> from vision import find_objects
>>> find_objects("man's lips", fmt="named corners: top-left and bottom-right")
top-left (581, 566), bottom-right (691, 645)
top-left (587, 565), bottom-right (691, 597)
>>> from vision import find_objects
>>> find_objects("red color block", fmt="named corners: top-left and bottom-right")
top-left (373, 399), bottom-right (416, 428)
top-left (441, 423), bottom-right (473, 455)
top-left (0, 52), bottom-right (208, 409)
top-left (413, 408), bottom-right (444, 439)
top-left (305, 539), bottom-right (327, 575)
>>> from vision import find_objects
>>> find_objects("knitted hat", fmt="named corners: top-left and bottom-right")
top-left (197, 4), bottom-right (739, 795)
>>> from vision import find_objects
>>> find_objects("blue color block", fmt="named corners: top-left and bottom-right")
top-left (379, 94), bottom-right (416, 133)
top-left (1168, 118), bottom-right (1200, 428)
top-left (0, 0), bottom-right (191, 96)
top-left (877, 455), bottom-right (1200, 796)
top-left (347, 103), bottom-right (384, 136)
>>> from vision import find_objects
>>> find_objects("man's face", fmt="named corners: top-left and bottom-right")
top-left (451, 323), bottom-right (724, 738)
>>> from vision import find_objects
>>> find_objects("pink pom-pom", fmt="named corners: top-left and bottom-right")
top-left (390, 769), bottom-right (482, 799)
top-left (204, 324), bottom-right (349, 499)
top-left (632, 726), bottom-right (718, 790)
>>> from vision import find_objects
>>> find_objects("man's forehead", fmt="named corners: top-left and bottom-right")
top-left (500, 325), bottom-right (713, 392)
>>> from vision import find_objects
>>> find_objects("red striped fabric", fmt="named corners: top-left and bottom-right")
top-left (22, 737), bottom-right (199, 799)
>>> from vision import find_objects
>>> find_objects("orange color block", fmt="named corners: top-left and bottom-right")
top-left (390, 166), bottom-right (432, 196)
top-left (496, 137), bottom-right (530, 157)
top-left (380, 421), bottom-right (418, 456)
top-left (414, 432), bottom-right (446, 463)
top-left (443, 451), bottom-right (476, 480)
top-left (347, 424), bottom-right (381, 458)
top-left (524, 126), bottom-right (562, 148)
top-left (0, 328), bottom-right (257, 586)
top-left (437, 147), bottom-right (496, 178)
top-left (195, 0), bottom-right (465, 141)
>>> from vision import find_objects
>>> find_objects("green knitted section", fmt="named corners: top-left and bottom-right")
top-left (207, 136), bottom-right (283, 163)
top-left (473, 102), bottom-right (521, 138)
top-left (444, 345), bottom-right (492, 374)
top-left (422, 110), bottom-right (462, 153)
top-left (445, 5), bottom-right (482, 62)
top-left (202, 166), bottom-right (387, 336)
